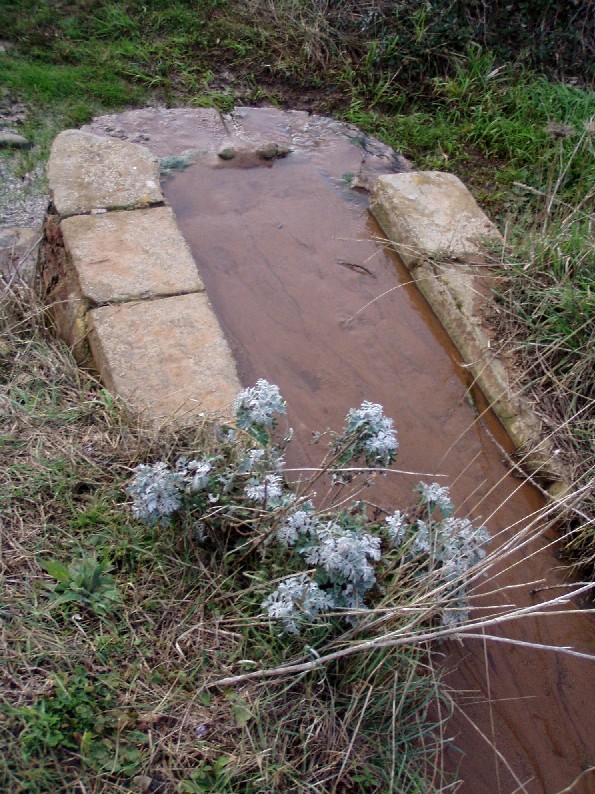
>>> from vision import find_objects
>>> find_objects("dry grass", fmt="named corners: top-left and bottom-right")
top-left (0, 284), bottom-right (450, 792)
top-left (488, 127), bottom-right (595, 573)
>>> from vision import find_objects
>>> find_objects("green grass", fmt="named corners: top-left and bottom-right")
top-left (1, 1), bottom-right (593, 196)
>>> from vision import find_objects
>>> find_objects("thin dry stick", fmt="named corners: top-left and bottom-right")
top-left (456, 633), bottom-right (595, 660)
top-left (512, 181), bottom-right (595, 220)
top-left (555, 767), bottom-right (595, 794)
top-left (482, 627), bottom-right (502, 793)
top-left (282, 465), bottom-right (448, 478)
top-left (208, 583), bottom-right (594, 688)
top-left (473, 479), bottom-right (595, 586)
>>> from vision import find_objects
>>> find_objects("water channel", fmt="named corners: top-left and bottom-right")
top-left (86, 107), bottom-right (594, 792)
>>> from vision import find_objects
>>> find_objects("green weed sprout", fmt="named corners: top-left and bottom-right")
top-left (40, 556), bottom-right (122, 617)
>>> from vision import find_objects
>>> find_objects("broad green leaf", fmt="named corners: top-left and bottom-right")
top-left (40, 559), bottom-right (71, 582)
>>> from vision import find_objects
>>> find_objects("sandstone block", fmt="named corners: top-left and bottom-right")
top-left (370, 171), bottom-right (502, 266)
top-left (60, 206), bottom-right (203, 304)
top-left (88, 293), bottom-right (241, 424)
top-left (0, 226), bottom-right (40, 285)
top-left (47, 130), bottom-right (163, 216)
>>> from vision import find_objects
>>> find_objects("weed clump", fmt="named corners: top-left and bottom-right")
top-left (127, 381), bottom-right (490, 638)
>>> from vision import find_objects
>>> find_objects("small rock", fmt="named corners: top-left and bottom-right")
top-left (0, 226), bottom-right (41, 286)
top-left (0, 130), bottom-right (31, 149)
top-left (218, 146), bottom-right (236, 161)
top-left (257, 142), bottom-right (291, 160)
top-left (132, 775), bottom-right (153, 792)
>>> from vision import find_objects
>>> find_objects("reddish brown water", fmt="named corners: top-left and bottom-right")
top-left (87, 107), bottom-right (594, 792)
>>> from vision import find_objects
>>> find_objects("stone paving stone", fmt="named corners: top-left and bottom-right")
top-left (88, 293), bottom-right (241, 425)
top-left (82, 107), bottom-right (232, 158)
top-left (48, 130), bottom-right (163, 216)
top-left (370, 171), bottom-right (502, 267)
top-left (60, 206), bottom-right (203, 304)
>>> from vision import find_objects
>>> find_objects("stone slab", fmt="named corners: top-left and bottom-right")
top-left (370, 170), bottom-right (564, 483)
top-left (370, 171), bottom-right (502, 266)
top-left (60, 206), bottom-right (203, 304)
top-left (47, 130), bottom-right (163, 216)
top-left (82, 107), bottom-right (232, 158)
top-left (88, 293), bottom-right (241, 424)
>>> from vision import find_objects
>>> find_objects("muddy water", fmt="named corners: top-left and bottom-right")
top-left (93, 107), bottom-right (593, 792)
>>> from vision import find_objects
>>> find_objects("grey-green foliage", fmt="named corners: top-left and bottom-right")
top-left (334, 400), bottom-right (398, 467)
top-left (261, 574), bottom-right (337, 636)
top-left (126, 461), bottom-right (183, 526)
top-left (384, 494), bottom-right (491, 627)
top-left (126, 380), bottom-right (490, 636)
top-left (234, 378), bottom-right (287, 433)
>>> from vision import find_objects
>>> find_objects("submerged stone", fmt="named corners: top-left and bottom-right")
top-left (257, 142), bottom-right (292, 160)
top-left (218, 147), bottom-right (236, 161)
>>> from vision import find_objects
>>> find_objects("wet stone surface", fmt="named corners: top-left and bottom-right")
top-left (82, 105), bottom-right (411, 191)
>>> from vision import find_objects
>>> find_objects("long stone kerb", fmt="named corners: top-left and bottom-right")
top-left (370, 170), bottom-right (567, 491)
top-left (38, 129), bottom-right (241, 425)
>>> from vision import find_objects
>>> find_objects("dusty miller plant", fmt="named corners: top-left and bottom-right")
top-left (126, 380), bottom-right (490, 636)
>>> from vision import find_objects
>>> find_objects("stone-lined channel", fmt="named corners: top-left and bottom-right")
top-left (83, 107), bottom-right (593, 793)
